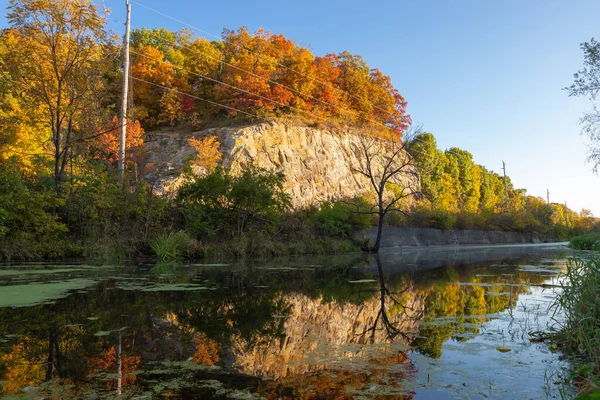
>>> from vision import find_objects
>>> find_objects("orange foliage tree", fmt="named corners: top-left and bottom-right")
top-left (187, 135), bottom-right (222, 173)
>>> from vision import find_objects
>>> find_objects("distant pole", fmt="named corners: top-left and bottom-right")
top-left (564, 201), bottom-right (569, 227)
top-left (118, 0), bottom-right (132, 174)
top-left (502, 161), bottom-right (509, 213)
top-left (547, 188), bottom-right (550, 205)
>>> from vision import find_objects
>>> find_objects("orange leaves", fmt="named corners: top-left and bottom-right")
top-left (87, 346), bottom-right (141, 388)
top-left (129, 26), bottom-right (411, 138)
top-left (188, 135), bottom-right (222, 173)
top-left (93, 116), bottom-right (145, 169)
top-left (191, 333), bottom-right (221, 365)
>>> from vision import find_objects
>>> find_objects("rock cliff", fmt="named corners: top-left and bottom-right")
top-left (144, 121), bottom-right (418, 208)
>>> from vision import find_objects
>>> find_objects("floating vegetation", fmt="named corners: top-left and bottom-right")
top-left (0, 278), bottom-right (95, 308)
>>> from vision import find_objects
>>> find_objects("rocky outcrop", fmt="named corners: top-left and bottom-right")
top-left (144, 122), bottom-right (418, 208)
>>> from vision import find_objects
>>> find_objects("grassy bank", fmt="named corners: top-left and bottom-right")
top-left (553, 254), bottom-right (600, 397)
top-left (569, 233), bottom-right (600, 250)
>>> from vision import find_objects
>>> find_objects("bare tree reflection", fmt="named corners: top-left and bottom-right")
top-left (359, 254), bottom-right (421, 344)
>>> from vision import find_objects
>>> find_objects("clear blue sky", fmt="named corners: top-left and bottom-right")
top-left (3, 0), bottom-right (600, 215)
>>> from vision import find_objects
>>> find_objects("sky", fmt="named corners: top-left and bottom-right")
top-left (2, 0), bottom-right (600, 215)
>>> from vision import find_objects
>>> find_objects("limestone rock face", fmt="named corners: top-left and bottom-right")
top-left (144, 122), bottom-right (418, 208)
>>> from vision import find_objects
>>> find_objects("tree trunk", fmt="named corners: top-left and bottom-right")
top-left (372, 211), bottom-right (384, 253)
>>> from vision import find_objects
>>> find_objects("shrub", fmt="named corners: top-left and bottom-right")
top-left (311, 197), bottom-right (372, 238)
top-left (570, 233), bottom-right (600, 250)
top-left (178, 166), bottom-right (291, 238)
top-left (0, 160), bottom-right (67, 259)
top-left (63, 169), bottom-right (174, 255)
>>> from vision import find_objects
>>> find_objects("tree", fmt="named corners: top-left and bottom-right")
top-left (353, 130), bottom-right (420, 252)
top-left (5, 0), bottom-right (111, 187)
top-left (566, 38), bottom-right (600, 172)
top-left (407, 133), bottom-right (445, 207)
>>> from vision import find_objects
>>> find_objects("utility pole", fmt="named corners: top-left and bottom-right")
top-left (502, 161), bottom-right (509, 213)
top-left (547, 188), bottom-right (550, 205)
top-left (118, 0), bottom-right (131, 174)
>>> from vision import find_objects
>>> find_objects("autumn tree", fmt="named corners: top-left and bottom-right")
top-left (5, 0), bottom-right (112, 187)
top-left (188, 135), bottom-right (222, 173)
top-left (353, 129), bottom-right (420, 252)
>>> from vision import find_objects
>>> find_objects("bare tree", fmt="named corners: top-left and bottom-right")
top-left (352, 129), bottom-right (421, 252)
top-left (356, 254), bottom-right (422, 344)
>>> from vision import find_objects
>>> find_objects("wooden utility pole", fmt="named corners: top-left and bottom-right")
top-left (118, 0), bottom-right (131, 174)
top-left (502, 161), bottom-right (509, 213)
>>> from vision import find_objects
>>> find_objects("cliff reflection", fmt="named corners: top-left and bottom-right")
top-left (0, 248), bottom-right (565, 398)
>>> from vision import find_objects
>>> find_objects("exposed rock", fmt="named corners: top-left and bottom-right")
top-left (144, 121), bottom-right (418, 208)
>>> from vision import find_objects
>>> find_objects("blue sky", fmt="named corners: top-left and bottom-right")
top-left (3, 0), bottom-right (600, 214)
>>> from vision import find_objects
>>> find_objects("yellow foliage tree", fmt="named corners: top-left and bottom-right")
top-left (188, 135), bottom-right (223, 173)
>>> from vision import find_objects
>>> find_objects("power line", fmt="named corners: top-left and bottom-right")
top-left (129, 49), bottom-right (326, 124)
top-left (130, 0), bottom-right (402, 122)
top-left (131, 75), bottom-right (272, 122)
top-left (131, 32), bottom-right (395, 133)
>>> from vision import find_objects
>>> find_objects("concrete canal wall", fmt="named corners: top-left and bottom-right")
top-left (358, 227), bottom-right (557, 248)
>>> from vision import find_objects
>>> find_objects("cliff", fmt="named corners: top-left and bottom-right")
top-left (144, 121), bottom-right (418, 208)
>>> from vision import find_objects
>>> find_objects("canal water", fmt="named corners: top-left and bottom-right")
top-left (0, 244), bottom-right (575, 399)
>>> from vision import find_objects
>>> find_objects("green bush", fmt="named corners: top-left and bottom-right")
top-left (0, 160), bottom-right (67, 260)
top-left (311, 197), bottom-right (372, 238)
top-left (570, 233), bottom-right (600, 250)
top-left (178, 166), bottom-right (291, 238)
top-left (63, 169), bottom-right (174, 256)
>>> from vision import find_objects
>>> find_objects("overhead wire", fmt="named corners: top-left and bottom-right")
top-left (129, 0), bottom-right (403, 122)
top-left (130, 31), bottom-right (396, 133)
top-left (129, 48), bottom-right (327, 124)
top-left (131, 76), bottom-right (272, 122)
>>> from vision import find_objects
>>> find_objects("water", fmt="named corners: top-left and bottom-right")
top-left (0, 244), bottom-right (575, 399)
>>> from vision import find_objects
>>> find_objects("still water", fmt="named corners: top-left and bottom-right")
top-left (0, 244), bottom-right (575, 399)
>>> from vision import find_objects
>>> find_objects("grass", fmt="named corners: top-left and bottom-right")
top-left (569, 233), bottom-right (600, 250)
top-left (552, 254), bottom-right (600, 397)
top-left (150, 231), bottom-right (194, 262)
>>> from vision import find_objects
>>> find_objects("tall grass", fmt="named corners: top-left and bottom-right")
top-left (553, 255), bottom-right (600, 395)
top-left (150, 231), bottom-right (193, 262)
top-left (569, 233), bottom-right (600, 250)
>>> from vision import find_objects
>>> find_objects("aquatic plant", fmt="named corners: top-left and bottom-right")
top-left (552, 255), bottom-right (600, 395)
top-left (150, 231), bottom-right (193, 262)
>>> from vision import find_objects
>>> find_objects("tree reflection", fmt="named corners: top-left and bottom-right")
top-left (359, 254), bottom-right (420, 344)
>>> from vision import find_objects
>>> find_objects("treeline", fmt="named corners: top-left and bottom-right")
top-left (405, 133), bottom-right (595, 237)
top-left (0, 0), bottom-right (597, 261)
top-left (128, 27), bottom-right (411, 134)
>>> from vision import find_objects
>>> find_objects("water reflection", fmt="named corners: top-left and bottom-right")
top-left (0, 245), bottom-right (571, 398)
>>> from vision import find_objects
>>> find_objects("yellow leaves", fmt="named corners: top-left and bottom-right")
top-left (1, 339), bottom-right (45, 394)
top-left (188, 135), bottom-right (223, 173)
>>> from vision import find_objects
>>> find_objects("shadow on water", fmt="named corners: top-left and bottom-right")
top-left (0, 244), bottom-right (575, 398)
